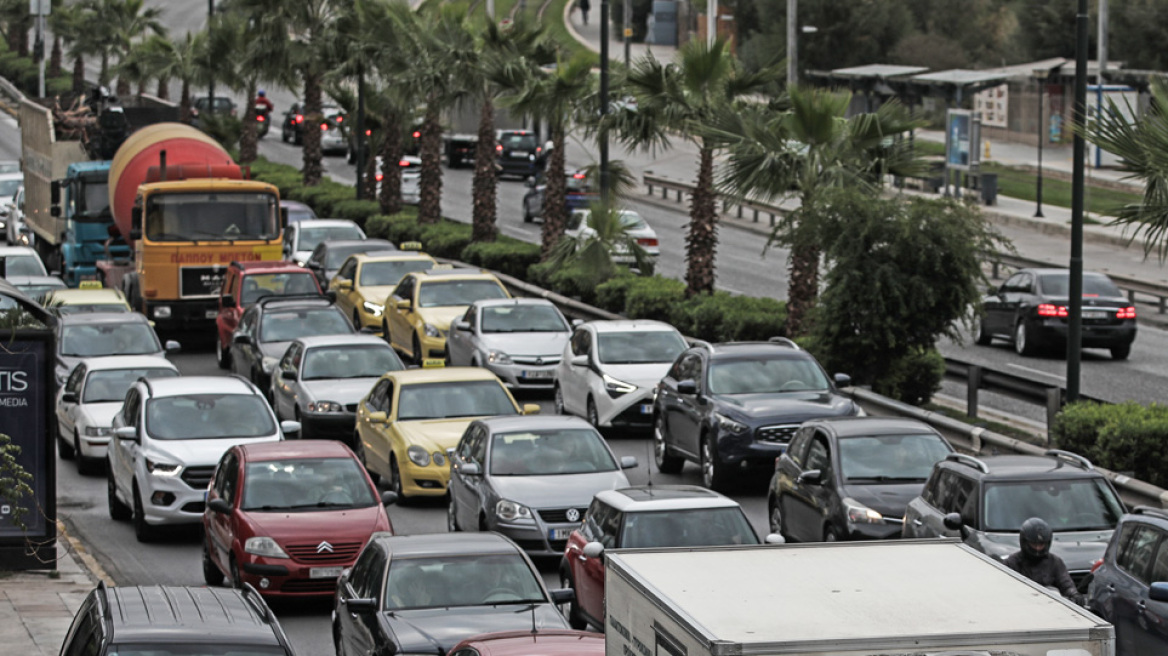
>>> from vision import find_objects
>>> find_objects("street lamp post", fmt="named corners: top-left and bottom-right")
top-left (1068, 0), bottom-right (1089, 402)
top-left (786, 0), bottom-right (796, 86)
top-left (208, 0), bottom-right (215, 104)
top-left (1034, 69), bottom-right (1048, 218)
top-left (599, 0), bottom-right (610, 203)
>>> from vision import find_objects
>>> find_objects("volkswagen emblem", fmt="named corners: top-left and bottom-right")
top-left (316, 541), bottom-right (334, 554)
top-left (535, 357), bottom-right (544, 366)
top-left (565, 508), bottom-right (580, 522)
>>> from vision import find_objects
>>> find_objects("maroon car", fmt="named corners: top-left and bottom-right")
top-left (202, 440), bottom-right (396, 597)
top-left (216, 260), bottom-right (321, 369)
top-left (448, 630), bottom-right (604, 656)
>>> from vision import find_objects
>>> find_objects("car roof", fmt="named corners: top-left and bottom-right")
top-left (806, 417), bottom-right (942, 438)
top-left (296, 219), bottom-right (362, 229)
top-left (1022, 268), bottom-right (1111, 279)
top-left (139, 375), bottom-right (257, 398)
top-left (318, 239), bottom-right (390, 251)
top-left (412, 268), bottom-right (499, 281)
top-left (78, 355), bottom-right (178, 372)
top-left (942, 453), bottom-right (1103, 481)
top-left (383, 366), bottom-right (502, 385)
top-left (294, 334), bottom-right (393, 349)
top-left (1126, 506), bottom-right (1168, 526)
top-left (470, 297), bottom-right (556, 310)
top-left (254, 295), bottom-right (334, 311)
top-left (0, 245), bottom-right (40, 257)
top-left (280, 200), bottom-right (312, 209)
top-left (58, 311), bottom-right (149, 326)
top-left (235, 260), bottom-right (311, 273)
top-left (703, 341), bottom-right (806, 359)
top-left (595, 485), bottom-right (742, 512)
top-left (104, 585), bottom-right (282, 646)
top-left (351, 251), bottom-right (434, 263)
top-left (371, 532), bottom-right (521, 558)
top-left (238, 440), bottom-right (355, 461)
top-left (586, 319), bottom-right (679, 334)
top-left (476, 415), bottom-right (594, 433)
top-left (43, 288), bottom-right (126, 304)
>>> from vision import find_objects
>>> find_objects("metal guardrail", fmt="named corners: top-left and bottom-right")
top-left (943, 357), bottom-right (1108, 431)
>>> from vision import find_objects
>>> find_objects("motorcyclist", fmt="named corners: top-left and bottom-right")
top-left (254, 89), bottom-right (273, 116)
top-left (1004, 517), bottom-right (1084, 605)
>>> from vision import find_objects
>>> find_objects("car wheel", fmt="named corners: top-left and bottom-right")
top-left (559, 566), bottom-right (587, 630)
top-left (700, 436), bottom-right (730, 492)
top-left (1014, 320), bottom-right (1036, 356)
top-left (293, 408), bottom-right (304, 439)
top-left (75, 432), bottom-right (98, 476)
top-left (293, 129), bottom-right (302, 146)
top-left (653, 415), bottom-right (684, 474)
top-left (382, 319), bottom-right (391, 344)
top-left (353, 310), bottom-right (362, 330)
top-left (281, 125), bottom-right (290, 143)
top-left (390, 456), bottom-right (405, 501)
top-left (354, 439), bottom-right (380, 484)
top-left (202, 540), bottom-right (224, 586)
top-left (823, 525), bottom-right (840, 542)
top-left (586, 397), bottom-right (600, 428)
top-left (446, 498), bottom-right (460, 532)
top-left (216, 338), bottom-right (230, 369)
top-left (768, 498), bottom-right (787, 539)
top-left (553, 384), bottom-right (566, 415)
top-left (444, 350), bottom-right (453, 367)
top-left (132, 483), bottom-right (156, 543)
top-left (523, 201), bottom-right (534, 223)
top-left (58, 432), bottom-right (75, 460)
top-left (107, 469), bottom-right (131, 521)
top-left (1111, 343), bottom-right (1132, 360)
top-left (973, 318), bottom-right (993, 346)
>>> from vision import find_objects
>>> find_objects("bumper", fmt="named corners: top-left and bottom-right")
top-left (716, 433), bottom-right (788, 469)
top-left (300, 413), bottom-right (357, 441)
top-left (399, 458), bottom-right (451, 497)
top-left (598, 388), bottom-right (656, 428)
top-left (498, 159), bottom-right (540, 176)
top-left (492, 520), bottom-right (579, 557)
top-left (145, 299), bottom-right (217, 333)
top-left (1032, 319), bottom-right (1136, 349)
top-left (77, 434), bottom-right (111, 461)
top-left (844, 520), bottom-right (906, 540)
top-left (357, 310), bottom-right (383, 333)
top-left (417, 334), bottom-right (446, 361)
top-left (322, 136), bottom-right (347, 153)
top-left (485, 361), bottom-right (558, 389)
top-left (237, 555), bottom-right (353, 597)
top-left (140, 476), bottom-right (208, 526)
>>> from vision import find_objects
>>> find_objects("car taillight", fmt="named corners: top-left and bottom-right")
top-left (294, 114), bottom-right (304, 124)
top-left (636, 238), bottom-right (658, 247)
top-left (1117, 306), bottom-right (1137, 319)
top-left (412, 131), bottom-right (421, 139)
top-left (365, 129), bottom-right (372, 136)
top-left (573, 173), bottom-right (586, 179)
top-left (376, 173), bottom-right (384, 182)
top-left (1090, 558), bottom-right (1104, 573)
top-left (536, 146), bottom-right (542, 153)
top-left (320, 123), bottom-right (329, 131)
top-left (1037, 303), bottom-right (1069, 318)
top-left (399, 160), bottom-right (411, 167)
top-left (336, 115), bottom-right (343, 123)
top-left (496, 144), bottom-right (503, 152)
top-left (256, 115), bottom-right (265, 122)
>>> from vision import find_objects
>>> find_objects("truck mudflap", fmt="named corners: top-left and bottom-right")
top-left (143, 298), bottom-right (218, 333)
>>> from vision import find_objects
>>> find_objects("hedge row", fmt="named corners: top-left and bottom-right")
top-left (1052, 401), bottom-right (1168, 488)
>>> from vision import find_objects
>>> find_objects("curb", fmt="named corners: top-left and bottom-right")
top-left (563, 1), bottom-right (597, 53)
top-left (56, 520), bottom-right (115, 587)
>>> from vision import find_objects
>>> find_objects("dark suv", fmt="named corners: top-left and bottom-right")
top-left (652, 339), bottom-right (861, 491)
top-left (902, 450), bottom-right (1126, 585)
top-left (59, 582), bottom-right (293, 656)
top-left (1087, 507), bottom-right (1168, 655)
top-left (496, 129), bottom-right (544, 178)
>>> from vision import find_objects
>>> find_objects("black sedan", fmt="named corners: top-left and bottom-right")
top-left (974, 267), bottom-right (1137, 359)
top-left (766, 417), bottom-right (954, 542)
top-left (333, 532), bottom-right (572, 656)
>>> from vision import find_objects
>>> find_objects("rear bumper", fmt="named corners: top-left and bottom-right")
top-left (1032, 319), bottom-right (1137, 348)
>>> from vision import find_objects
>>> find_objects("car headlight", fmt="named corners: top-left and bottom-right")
top-left (262, 356), bottom-right (279, 374)
top-left (407, 445), bottom-right (431, 467)
top-left (714, 412), bottom-right (750, 435)
top-left (307, 401), bottom-right (344, 413)
top-left (84, 426), bottom-right (112, 437)
top-left (244, 537), bottom-right (289, 559)
top-left (145, 458), bottom-right (182, 477)
top-left (844, 498), bottom-right (883, 524)
top-left (487, 349), bottom-right (512, 365)
top-left (153, 305), bottom-right (171, 319)
top-left (496, 499), bottom-right (534, 522)
top-left (602, 373), bottom-right (637, 396)
top-left (432, 451), bottom-right (447, 467)
top-left (423, 323), bottom-right (442, 338)
top-left (362, 300), bottom-right (384, 317)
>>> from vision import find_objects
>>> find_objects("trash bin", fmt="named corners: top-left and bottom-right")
top-left (980, 173), bottom-right (998, 206)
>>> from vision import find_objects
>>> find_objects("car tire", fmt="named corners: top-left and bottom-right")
top-left (132, 483), bottom-right (156, 543)
top-left (203, 540), bottom-right (224, 586)
top-left (382, 319), bottom-right (391, 345)
top-left (107, 469), bottom-right (131, 521)
top-left (447, 498), bottom-right (460, 532)
top-left (586, 397), bottom-right (600, 428)
top-left (282, 125), bottom-right (290, 143)
top-left (768, 497), bottom-right (788, 541)
top-left (700, 436), bottom-right (730, 492)
top-left (293, 129), bottom-right (302, 146)
top-left (216, 338), bottom-right (230, 370)
top-left (353, 310), bottom-right (362, 331)
top-left (75, 432), bottom-right (98, 476)
top-left (653, 416), bottom-right (684, 474)
top-left (973, 318), bottom-right (993, 346)
top-left (823, 525), bottom-right (840, 542)
top-left (354, 439), bottom-right (380, 484)
top-left (523, 202), bottom-right (534, 223)
top-left (58, 432), bottom-right (75, 460)
top-left (553, 384), bottom-right (566, 415)
top-left (1111, 343), bottom-right (1132, 360)
top-left (559, 565), bottom-right (587, 630)
top-left (1014, 320), bottom-right (1036, 356)
top-left (390, 456), bottom-right (405, 502)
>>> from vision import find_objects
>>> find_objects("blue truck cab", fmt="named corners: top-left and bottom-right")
top-left (53, 162), bottom-right (129, 287)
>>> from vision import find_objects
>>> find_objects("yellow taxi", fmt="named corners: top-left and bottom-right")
top-left (353, 367), bottom-right (538, 499)
top-left (383, 268), bottom-right (510, 362)
top-left (41, 286), bottom-right (133, 316)
top-left (329, 249), bottom-right (438, 333)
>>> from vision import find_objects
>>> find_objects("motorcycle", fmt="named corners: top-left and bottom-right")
top-left (254, 106), bottom-right (271, 138)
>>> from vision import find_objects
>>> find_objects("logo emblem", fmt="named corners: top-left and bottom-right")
top-left (566, 508), bottom-right (580, 522)
top-left (316, 541), bottom-right (334, 553)
top-left (535, 357), bottom-right (544, 366)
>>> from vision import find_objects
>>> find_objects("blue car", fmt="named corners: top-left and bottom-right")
top-left (1087, 506), bottom-right (1168, 655)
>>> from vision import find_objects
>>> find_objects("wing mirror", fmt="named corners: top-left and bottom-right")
top-left (395, 298), bottom-right (411, 310)
top-left (114, 426), bottom-right (138, 441)
top-left (164, 340), bottom-right (182, 353)
top-left (550, 588), bottom-right (575, 604)
top-left (765, 533), bottom-right (786, 544)
top-left (207, 498), bottom-right (232, 514)
top-left (619, 456), bottom-right (638, 469)
top-left (343, 598), bottom-right (378, 613)
top-left (1150, 582), bottom-right (1168, 603)
top-left (943, 512), bottom-right (972, 540)
top-left (522, 403), bottom-right (540, 415)
top-left (280, 420), bottom-right (302, 436)
top-left (676, 379), bottom-right (697, 395)
top-left (833, 373), bottom-right (851, 387)
top-left (233, 333), bottom-right (253, 346)
top-left (570, 354), bottom-right (588, 367)
top-left (282, 369), bottom-right (298, 381)
top-left (459, 462), bottom-right (482, 476)
top-left (367, 411), bottom-right (388, 423)
top-left (336, 279), bottom-right (353, 291)
top-left (221, 294), bottom-right (235, 308)
top-left (453, 320), bottom-right (471, 332)
top-left (380, 491), bottom-right (398, 506)
top-left (582, 541), bottom-right (605, 558)
top-left (61, 391), bottom-right (77, 404)
top-left (797, 469), bottom-right (823, 485)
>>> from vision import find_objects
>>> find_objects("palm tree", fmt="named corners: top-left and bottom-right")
top-left (546, 203), bottom-right (653, 285)
top-left (0, 0), bottom-right (32, 57)
top-left (48, 1), bottom-right (97, 94)
top-left (89, 0), bottom-right (164, 95)
top-left (712, 87), bottom-right (921, 335)
top-left (611, 38), bottom-right (776, 296)
top-left (282, 0), bottom-right (343, 185)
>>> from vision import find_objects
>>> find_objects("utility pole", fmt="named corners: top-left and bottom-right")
top-left (208, 0), bottom-right (215, 103)
top-left (355, 62), bottom-right (366, 200)
top-left (707, 0), bottom-right (717, 46)
top-left (32, 0), bottom-right (49, 98)
top-left (624, 0), bottom-right (631, 67)
top-left (599, 0), bottom-right (610, 203)
top-left (786, 0), bottom-right (796, 86)
top-left (1068, 0), bottom-right (1088, 401)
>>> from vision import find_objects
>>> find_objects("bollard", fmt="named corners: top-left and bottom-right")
top-left (967, 365), bottom-right (982, 419)
top-left (1045, 389), bottom-right (1061, 445)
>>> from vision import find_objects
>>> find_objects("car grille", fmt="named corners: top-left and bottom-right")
top-left (280, 579), bottom-right (340, 594)
top-left (538, 507), bottom-right (587, 524)
top-left (756, 424), bottom-right (800, 443)
top-left (181, 466), bottom-right (216, 490)
top-left (512, 356), bottom-right (560, 366)
top-left (285, 540), bottom-right (364, 564)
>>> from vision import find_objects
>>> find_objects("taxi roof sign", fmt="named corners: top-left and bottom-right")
top-left (399, 241), bottom-right (423, 251)
top-left (78, 280), bottom-right (103, 289)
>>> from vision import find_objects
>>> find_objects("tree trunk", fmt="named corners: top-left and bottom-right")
top-left (363, 133), bottom-right (378, 202)
top-left (785, 240), bottom-right (820, 337)
top-left (301, 72), bottom-right (323, 186)
top-left (49, 36), bottom-right (61, 78)
top-left (99, 53), bottom-right (109, 86)
top-left (471, 96), bottom-right (498, 242)
top-left (378, 111), bottom-right (404, 216)
top-left (72, 56), bottom-right (84, 95)
top-left (417, 101), bottom-right (443, 224)
top-left (685, 145), bottom-right (718, 296)
top-left (239, 79), bottom-right (259, 164)
top-left (156, 77), bottom-right (169, 100)
top-left (540, 124), bottom-right (568, 261)
top-left (179, 80), bottom-right (191, 124)
top-left (116, 76), bottom-right (130, 97)
top-left (15, 18), bottom-right (29, 58)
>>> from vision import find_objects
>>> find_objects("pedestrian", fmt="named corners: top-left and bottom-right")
top-left (1004, 517), bottom-right (1084, 605)
top-left (578, 0), bottom-right (590, 25)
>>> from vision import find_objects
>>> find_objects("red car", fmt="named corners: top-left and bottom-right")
top-left (202, 440), bottom-right (396, 597)
top-left (448, 630), bottom-right (604, 656)
top-left (216, 260), bottom-right (321, 369)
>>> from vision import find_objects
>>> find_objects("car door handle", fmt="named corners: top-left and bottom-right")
top-left (576, 554), bottom-right (586, 561)
top-left (912, 519), bottom-right (923, 526)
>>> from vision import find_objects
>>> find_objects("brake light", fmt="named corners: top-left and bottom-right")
top-left (376, 173), bottom-right (384, 182)
top-left (365, 129), bottom-right (372, 136)
top-left (1117, 306), bottom-right (1137, 319)
top-left (294, 114), bottom-right (304, 123)
top-left (1090, 558), bottom-right (1104, 573)
top-left (336, 116), bottom-right (343, 123)
top-left (320, 123), bottom-right (329, 131)
top-left (399, 160), bottom-right (411, 167)
top-left (256, 115), bottom-right (265, 122)
top-left (536, 147), bottom-right (542, 153)
top-left (573, 173), bottom-right (586, 179)
top-left (496, 144), bottom-right (503, 152)
top-left (413, 131), bottom-right (421, 139)
top-left (1037, 304), bottom-right (1068, 318)
top-left (636, 238), bottom-right (658, 247)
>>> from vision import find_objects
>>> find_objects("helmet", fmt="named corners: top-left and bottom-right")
top-left (257, 89), bottom-right (266, 97)
top-left (1020, 517), bottom-right (1053, 560)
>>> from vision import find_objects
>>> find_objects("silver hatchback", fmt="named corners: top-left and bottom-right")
top-left (446, 298), bottom-right (575, 390)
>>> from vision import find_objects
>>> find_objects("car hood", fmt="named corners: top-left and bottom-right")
top-left (247, 505), bottom-right (385, 542)
top-left (417, 307), bottom-right (468, 331)
top-left (718, 391), bottom-right (857, 421)
top-left (260, 341), bottom-right (293, 360)
top-left (973, 529), bottom-right (1115, 572)
top-left (148, 435), bottom-right (281, 468)
top-left (384, 605), bottom-right (566, 653)
top-left (490, 471), bottom-right (629, 510)
top-left (479, 332), bottom-right (568, 358)
top-left (80, 402), bottom-right (124, 428)
top-left (359, 286), bottom-right (397, 306)
top-left (599, 362), bottom-right (673, 389)
top-left (396, 419), bottom-right (478, 452)
top-left (301, 378), bottom-right (381, 404)
top-left (840, 482), bottom-right (926, 517)
top-left (294, 250), bottom-right (313, 264)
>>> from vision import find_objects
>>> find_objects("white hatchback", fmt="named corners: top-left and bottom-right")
top-left (567, 208), bottom-right (660, 267)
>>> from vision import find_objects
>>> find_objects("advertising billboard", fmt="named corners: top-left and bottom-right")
top-left (945, 109), bottom-right (981, 171)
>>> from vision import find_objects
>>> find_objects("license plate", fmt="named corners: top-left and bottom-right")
top-left (522, 370), bottom-right (553, 379)
top-left (205, 310), bottom-right (218, 319)
top-left (549, 528), bottom-right (573, 541)
top-left (511, 151), bottom-right (529, 157)
top-left (310, 566), bottom-right (344, 579)
top-left (1083, 310), bottom-right (1109, 319)
top-left (639, 404), bottom-right (653, 414)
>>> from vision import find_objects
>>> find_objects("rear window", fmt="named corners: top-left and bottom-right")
top-left (84, 368), bottom-right (179, 403)
top-left (620, 507), bottom-right (759, 549)
top-left (499, 133), bottom-right (538, 151)
top-left (1039, 273), bottom-right (1123, 298)
top-left (299, 225), bottom-right (365, 254)
top-left (240, 272), bottom-right (319, 305)
top-left (260, 307), bottom-right (351, 342)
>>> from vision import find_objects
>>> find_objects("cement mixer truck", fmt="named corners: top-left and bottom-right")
top-left (100, 123), bottom-right (283, 335)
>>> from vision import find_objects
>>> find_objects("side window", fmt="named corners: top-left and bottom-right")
top-left (676, 353), bottom-right (701, 384)
top-left (804, 435), bottom-right (831, 473)
top-left (596, 505), bottom-right (621, 548)
top-left (1118, 525), bottom-right (1161, 585)
top-left (279, 344), bottom-right (298, 373)
top-left (1002, 273), bottom-right (1025, 293)
top-left (470, 427), bottom-right (488, 465)
top-left (921, 469), bottom-right (944, 507)
top-left (65, 365), bottom-right (86, 396)
top-left (391, 277), bottom-right (412, 301)
top-left (350, 544), bottom-right (387, 600)
top-left (787, 427), bottom-right (813, 467)
top-left (213, 452), bottom-right (239, 502)
top-left (367, 380), bottom-right (389, 413)
top-left (62, 606), bottom-right (101, 656)
top-left (951, 476), bottom-right (977, 524)
top-left (1018, 272), bottom-right (1034, 293)
top-left (1150, 530), bottom-right (1168, 583)
top-left (285, 225), bottom-right (297, 249)
top-left (339, 258), bottom-right (358, 281)
top-left (308, 244), bottom-right (325, 267)
top-left (220, 270), bottom-right (235, 296)
top-left (570, 328), bottom-right (592, 357)
top-left (465, 307), bottom-right (477, 330)
top-left (382, 381), bottom-right (397, 415)
top-left (122, 388), bottom-right (141, 426)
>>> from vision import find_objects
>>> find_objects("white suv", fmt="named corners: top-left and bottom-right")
top-left (553, 320), bottom-right (687, 429)
top-left (107, 375), bottom-right (300, 542)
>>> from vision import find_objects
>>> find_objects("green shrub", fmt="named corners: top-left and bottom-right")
top-left (1053, 402), bottom-right (1168, 487)
top-left (419, 222), bottom-right (473, 259)
top-left (870, 347), bottom-right (945, 406)
top-left (287, 184), bottom-right (334, 208)
top-left (528, 261), bottom-right (596, 303)
top-left (460, 241), bottom-right (541, 279)
top-left (624, 276), bottom-right (686, 320)
top-left (365, 213), bottom-right (422, 243)
top-left (593, 273), bottom-right (638, 314)
top-left (720, 296), bottom-right (787, 342)
top-left (331, 200), bottom-right (381, 226)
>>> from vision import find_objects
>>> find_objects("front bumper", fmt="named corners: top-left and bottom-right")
top-left (716, 432), bottom-right (789, 470)
top-left (139, 468), bottom-right (214, 526)
top-left (237, 553), bottom-right (357, 597)
top-left (844, 519), bottom-right (906, 540)
top-left (598, 387), bottom-right (656, 428)
top-left (322, 135), bottom-right (347, 153)
top-left (416, 333), bottom-right (446, 361)
top-left (484, 361), bottom-right (559, 389)
top-left (498, 158), bottom-right (540, 176)
top-left (145, 299), bottom-right (217, 334)
top-left (77, 434), bottom-right (111, 461)
top-left (492, 518), bottom-right (582, 557)
top-left (300, 412), bottom-right (357, 441)
top-left (399, 457), bottom-right (451, 497)
top-left (356, 309), bottom-right (383, 333)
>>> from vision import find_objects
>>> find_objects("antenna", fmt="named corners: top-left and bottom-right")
top-left (645, 430), bottom-right (655, 489)
top-left (530, 602), bottom-right (538, 635)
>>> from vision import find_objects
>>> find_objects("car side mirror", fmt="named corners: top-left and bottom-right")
top-left (453, 320), bottom-right (471, 332)
top-left (367, 411), bottom-right (388, 423)
top-left (550, 588), bottom-right (575, 604)
top-left (61, 391), bottom-right (77, 404)
top-left (943, 512), bottom-right (965, 532)
top-left (336, 279), bottom-right (353, 291)
top-left (222, 294), bottom-right (235, 308)
top-left (343, 598), bottom-right (378, 613)
top-left (233, 333), bottom-right (253, 345)
top-left (207, 498), bottom-right (232, 514)
top-left (676, 379), bottom-right (697, 395)
top-left (524, 176), bottom-right (536, 188)
top-left (797, 469), bottom-right (823, 485)
top-left (165, 340), bottom-right (182, 353)
top-left (619, 456), bottom-right (638, 469)
top-left (522, 403), bottom-right (540, 415)
top-left (380, 491), bottom-right (398, 506)
top-left (570, 354), bottom-right (588, 367)
top-left (582, 541), bottom-right (605, 558)
top-left (395, 298), bottom-right (411, 310)
top-left (459, 462), bottom-right (482, 476)
top-left (282, 369), bottom-right (298, 381)
top-left (571, 319), bottom-right (583, 327)
top-left (280, 420), bottom-right (302, 436)
top-left (114, 426), bottom-right (138, 441)
top-left (765, 533), bottom-right (786, 544)
top-left (833, 373), bottom-right (851, 387)
top-left (445, 447), bottom-right (456, 460)
top-left (1150, 582), bottom-right (1168, 603)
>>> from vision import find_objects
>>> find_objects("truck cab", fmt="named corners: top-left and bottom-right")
top-left (55, 162), bottom-right (129, 286)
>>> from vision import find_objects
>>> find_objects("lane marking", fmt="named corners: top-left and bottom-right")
top-left (1006, 363), bottom-right (1065, 381)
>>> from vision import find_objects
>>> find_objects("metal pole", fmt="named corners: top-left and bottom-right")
top-left (208, 0), bottom-right (215, 105)
top-left (1099, 0), bottom-right (1108, 79)
top-left (1068, 0), bottom-right (1088, 402)
top-left (355, 63), bottom-right (366, 200)
top-left (624, 0), bottom-right (631, 67)
top-left (600, 0), bottom-right (610, 204)
top-left (37, 12), bottom-right (45, 98)
top-left (1035, 79), bottom-right (1044, 218)
top-left (487, 0), bottom-right (495, 19)
top-left (707, 0), bottom-right (717, 47)
top-left (786, 0), bottom-right (796, 86)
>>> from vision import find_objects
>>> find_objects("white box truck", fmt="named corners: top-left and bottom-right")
top-left (604, 540), bottom-right (1114, 656)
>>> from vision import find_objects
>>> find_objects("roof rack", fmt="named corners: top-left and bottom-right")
top-left (1044, 449), bottom-right (1094, 470)
top-left (96, 580), bottom-right (111, 623)
top-left (1133, 506), bottom-right (1168, 521)
top-left (768, 336), bottom-right (800, 350)
top-left (945, 453), bottom-right (990, 474)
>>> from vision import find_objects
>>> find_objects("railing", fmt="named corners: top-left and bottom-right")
top-left (943, 357), bottom-right (1108, 432)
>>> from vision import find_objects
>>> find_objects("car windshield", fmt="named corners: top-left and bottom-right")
top-left (359, 260), bottom-right (434, 286)
top-left (0, 178), bottom-right (21, 196)
top-left (480, 305), bottom-right (567, 333)
top-left (241, 457), bottom-right (377, 511)
top-left (302, 345), bottom-right (402, 379)
top-left (620, 507), bottom-right (760, 549)
top-left (838, 433), bottom-right (953, 482)
top-left (597, 330), bottom-right (686, 365)
top-left (325, 243), bottom-right (381, 268)
top-left (260, 308), bottom-right (351, 343)
top-left (500, 133), bottom-right (538, 151)
top-left (60, 323), bottom-right (160, 357)
top-left (0, 162), bottom-right (19, 173)
top-left (1038, 273), bottom-right (1123, 298)
top-left (982, 478), bottom-right (1126, 532)
top-left (55, 303), bottom-right (128, 315)
top-left (240, 272), bottom-right (319, 305)
top-left (145, 192), bottom-right (278, 242)
top-left (78, 179), bottom-right (110, 219)
top-left (299, 225), bottom-right (364, 253)
top-left (83, 368), bottom-right (178, 403)
top-left (110, 647), bottom-right (286, 656)
top-left (489, 428), bottom-right (617, 476)
top-left (17, 283), bottom-right (65, 297)
top-left (383, 554), bottom-right (546, 610)
top-left (417, 280), bottom-right (508, 308)
top-left (146, 394), bottom-right (275, 439)
top-left (2, 255), bottom-right (46, 276)
top-left (707, 357), bottom-right (830, 394)
top-left (286, 207), bottom-right (317, 222)
top-left (397, 380), bottom-right (517, 421)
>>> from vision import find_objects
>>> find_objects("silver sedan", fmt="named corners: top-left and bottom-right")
top-left (445, 298), bottom-right (576, 390)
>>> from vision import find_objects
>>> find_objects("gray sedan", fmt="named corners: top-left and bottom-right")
top-left (55, 312), bottom-right (180, 386)
top-left (447, 415), bottom-right (637, 557)
top-left (270, 334), bottom-right (404, 443)
top-left (445, 298), bottom-right (576, 390)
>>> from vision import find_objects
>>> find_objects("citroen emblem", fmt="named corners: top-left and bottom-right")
top-left (316, 541), bottom-right (334, 553)
top-left (566, 508), bottom-right (580, 522)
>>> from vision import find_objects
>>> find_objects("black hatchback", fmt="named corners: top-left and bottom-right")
top-left (974, 268), bottom-right (1137, 359)
top-left (496, 129), bottom-right (544, 178)
top-left (1087, 506), bottom-right (1168, 655)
